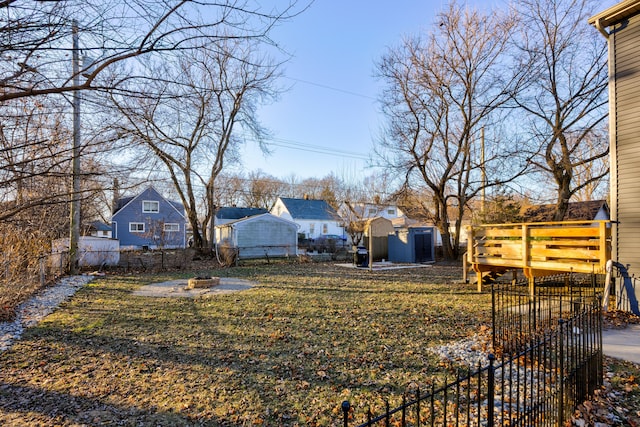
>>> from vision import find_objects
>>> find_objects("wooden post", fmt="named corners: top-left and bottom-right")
top-left (368, 221), bottom-right (373, 271)
top-left (522, 225), bottom-right (534, 298)
top-left (464, 225), bottom-right (472, 286)
top-left (463, 250), bottom-right (468, 284)
top-left (603, 259), bottom-right (613, 311)
top-left (599, 221), bottom-right (608, 272)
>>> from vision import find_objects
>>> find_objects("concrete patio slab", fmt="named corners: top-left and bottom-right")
top-left (132, 277), bottom-right (254, 298)
top-left (602, 323), bottom-right (640, 364)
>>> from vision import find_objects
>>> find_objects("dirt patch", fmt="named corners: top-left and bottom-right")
top-left (132, 277), bottom-right (254, 298)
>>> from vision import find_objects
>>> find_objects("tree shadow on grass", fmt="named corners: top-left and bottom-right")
top-left (0, 382), bottom-right (234, 426)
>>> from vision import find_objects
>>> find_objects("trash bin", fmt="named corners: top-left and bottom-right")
top-left (354, 246), bottom-right (368, 267)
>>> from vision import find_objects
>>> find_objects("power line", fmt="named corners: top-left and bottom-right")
top-left (286, 77), bottom-right (376, 101)
top-left (265, 136), bottom-right (371, 161)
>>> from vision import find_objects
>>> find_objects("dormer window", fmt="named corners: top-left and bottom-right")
top-left (143, 200), bottom-right (159, 213)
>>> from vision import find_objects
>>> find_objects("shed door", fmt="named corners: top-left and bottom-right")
top-left (414, 232), bottom-right (433, 263)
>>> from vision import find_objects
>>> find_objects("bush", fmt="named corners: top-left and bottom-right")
top-left (217, 242), bottom-right (238, 267)
top-left (0, 224), bottom-right (53, 321)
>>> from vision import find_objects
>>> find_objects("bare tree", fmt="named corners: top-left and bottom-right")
top-left (0, 0), bottom-right (302, 254)
top-left (241, 170), bottom-right (286, 210)
top-left (0, 97), bottom-right (73, 221)
top-left (375, 1), bottom-right (522, 260)
top-left (571, 132), bottom-right (609, 202)
top-left (214, 173), bottom-right (248, 208)
top-left (0, 0), bottom-right (299, 103)
top-left (111, 39), bottom-right (282, 251)
top-left (510, 0), bottom-right (608, 219)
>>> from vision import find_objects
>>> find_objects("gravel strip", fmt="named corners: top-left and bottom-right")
top-left (0, 275), bottom-right (94, 352)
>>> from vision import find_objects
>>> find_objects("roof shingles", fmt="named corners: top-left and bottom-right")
top-left (279, 198), bottom-right (341, 221)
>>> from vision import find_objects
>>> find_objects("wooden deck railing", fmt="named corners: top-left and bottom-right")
top-left (467, 220), bottom-right (611, 291)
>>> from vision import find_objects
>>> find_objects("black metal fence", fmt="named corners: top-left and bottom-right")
top-left (341, 278), bottom-right (603, 427)
top-left (492, 273), bottom-right (604, 353)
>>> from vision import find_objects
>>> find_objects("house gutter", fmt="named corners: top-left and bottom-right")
top-left (594, 18), bottom-right (610, 39)
top-left (588, 0), bottom-right (640, 38)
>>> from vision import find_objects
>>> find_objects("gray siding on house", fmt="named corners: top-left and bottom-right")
top-left (613, 12), bottom-right (640, 269)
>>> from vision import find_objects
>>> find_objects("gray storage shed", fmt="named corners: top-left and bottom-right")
top-left (216, 213), bottom-right (298, 259)
top-left (388, 227), bottom-right (436, 264)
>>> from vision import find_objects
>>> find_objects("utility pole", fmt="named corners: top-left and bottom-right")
top-left (481, 127), bottom-right (486, 214)
top-left (69, 20), bottom-right (81, 274)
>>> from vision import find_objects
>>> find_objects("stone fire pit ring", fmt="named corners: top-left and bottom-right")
top-left (186, 276), bottom-right (220, 289)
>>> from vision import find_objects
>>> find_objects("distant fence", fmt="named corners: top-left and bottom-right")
top-left (46, 248), bottom-right (199, 275)
top-left (1, 252), bottom-right (55, 289)
top-left (341, 279), bottom-right (603, 427)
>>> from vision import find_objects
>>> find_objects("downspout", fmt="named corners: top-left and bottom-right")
top-left (595, 18), bottom-right (610, 39)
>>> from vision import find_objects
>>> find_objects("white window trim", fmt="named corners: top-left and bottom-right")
top-left (164, 223), bottom-right (180, 232)
top-left (129, 222), bottom-right (145, 233)
top-left (142, 200), bottom-right (159, 213)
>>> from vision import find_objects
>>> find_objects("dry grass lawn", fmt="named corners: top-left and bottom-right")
top-left (0, 262), bottom-right (495, 426)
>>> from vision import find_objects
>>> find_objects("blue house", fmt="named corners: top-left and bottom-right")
top-left (111, 186), bottom-right (187, 250)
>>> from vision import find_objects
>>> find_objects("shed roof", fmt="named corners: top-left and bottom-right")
top-left (216, 207), bottom-right (268, 220)
top-left (217, 213), bottom-right (298, 228)
top-left (278, 197), bottom-right (341, 221)
top-left (521, 200), bottom-right (609, 223)
top-left (89, 220), bottom-right (112, 232)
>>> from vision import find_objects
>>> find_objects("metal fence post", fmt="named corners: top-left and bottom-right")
top-left (558, 318), bottom-right (565, 425)
top-left (491, 283), bottom-right (497, 350)
top-left (342, 401), bottom-right (350, 427)
top-left (487, 353), bottom-right (495, 427)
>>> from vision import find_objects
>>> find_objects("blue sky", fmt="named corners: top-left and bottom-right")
top-left (239, 0), bottom-right (501, 181)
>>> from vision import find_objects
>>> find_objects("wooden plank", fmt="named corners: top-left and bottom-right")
top-left (475, 239), bottom-right (523, 247)
top-left (533, 247), bottom-right (599, 260)
top-left (529, 227), bottom-right (601, 238)
top-left (481, 245), bottom-right (522, 259)
top-left (527, 260), bottom-right (607, 274)
top-left (473, 228), bottom-right (522, 238)
top-left (474, 257), bottom-right (523, 267)
top-left (531, 239), bottom-right (600, 247)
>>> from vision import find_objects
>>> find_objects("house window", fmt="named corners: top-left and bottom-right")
top-left (387, 209), bottom-right (395, 215)
top-left (164, 223), bottom-right (180, 232)
top-left (322, 223), bottom-right (328, 234)
top-left (368, 208), bottom-right (377, 216)
top-left (142, 200), bottom-right (159, 213)
top-left (309, 223), bottom-right (315, 236)
top-left (129, 222), bottom-right (145, 233)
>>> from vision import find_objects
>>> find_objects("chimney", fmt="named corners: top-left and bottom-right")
top-left (112, 178), bottom-right (120, 214)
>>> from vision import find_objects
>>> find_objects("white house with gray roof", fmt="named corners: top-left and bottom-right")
top-left (271, 197), bottom-right (345, 240)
